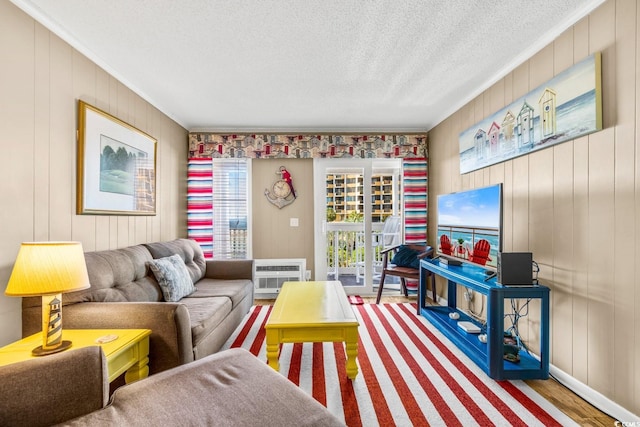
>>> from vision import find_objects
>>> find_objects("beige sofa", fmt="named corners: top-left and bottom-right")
top-left (0, 346), bottom-right (344, 427)
top-left (21, 238), bottom-right (254, 374)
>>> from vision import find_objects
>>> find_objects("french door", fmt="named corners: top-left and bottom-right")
top-left (313, 158), bottom-right (402, 295)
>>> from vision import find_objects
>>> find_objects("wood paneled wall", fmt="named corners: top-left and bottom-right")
top-left (427, 0), bottom-right (638, 415)
top-left (0, 1), bottom-right (188, 345)
top-left (252, 159), bottom-right (315, 274)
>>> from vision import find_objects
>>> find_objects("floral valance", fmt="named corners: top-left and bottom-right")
top-left (188, 133), bottom-right (427, 159)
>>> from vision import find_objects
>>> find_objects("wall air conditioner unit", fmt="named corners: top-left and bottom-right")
top-left (254, 258), bottom-right (306, 294)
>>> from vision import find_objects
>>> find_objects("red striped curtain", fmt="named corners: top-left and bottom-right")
top-left (187, 158), bottom-right (213, 258)
top-left (402, 158), bottom-right (428, 244)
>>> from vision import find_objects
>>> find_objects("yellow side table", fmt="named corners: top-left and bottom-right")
top-left (0, 329), bottom-right (151, 384)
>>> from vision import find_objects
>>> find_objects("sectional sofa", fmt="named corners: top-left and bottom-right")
top-left (21, 238), bottom-right (254, 374)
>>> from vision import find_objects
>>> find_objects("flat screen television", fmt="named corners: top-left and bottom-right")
top-left (436, 183), bottom-right (503, 269)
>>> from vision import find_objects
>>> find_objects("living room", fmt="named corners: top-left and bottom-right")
top-left (0, 0), bottom-right (638, 424)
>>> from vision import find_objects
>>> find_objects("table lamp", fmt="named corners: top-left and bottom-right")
top-left (5, 242), bottom-right (90, 356)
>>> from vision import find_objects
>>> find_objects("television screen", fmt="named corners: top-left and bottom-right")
top-left (436, 184), bottom-right (502, 269)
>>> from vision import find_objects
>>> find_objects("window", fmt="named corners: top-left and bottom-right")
top-left (188, 158), bottom-right (251, 259)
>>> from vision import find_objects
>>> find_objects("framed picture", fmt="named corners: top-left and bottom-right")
top-left (459, 53), bottom-right (602, 174)
top-left (77, 100), bottom-right (157, 215)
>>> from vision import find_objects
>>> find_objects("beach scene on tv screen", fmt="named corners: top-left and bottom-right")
top-left (437, 185), bottom-right (501, 268)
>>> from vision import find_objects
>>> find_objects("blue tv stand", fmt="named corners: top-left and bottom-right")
top-left (419, 258), bottom-right (550, 380)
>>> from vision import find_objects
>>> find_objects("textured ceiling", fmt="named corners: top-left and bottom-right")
top-left (11, 0), bottom-right (604, 132)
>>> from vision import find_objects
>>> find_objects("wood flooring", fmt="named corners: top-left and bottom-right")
top-left (255, 295), bottom-right (617, 424)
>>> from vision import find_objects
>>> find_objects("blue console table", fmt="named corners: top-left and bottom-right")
top-left (418, 258), bottom-right (550, 380)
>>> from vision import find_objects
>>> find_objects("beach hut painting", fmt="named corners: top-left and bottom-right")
top-left (459, 53), bottom-right (602, 174)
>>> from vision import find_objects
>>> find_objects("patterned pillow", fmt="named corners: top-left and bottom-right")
top-left (148, 254), bottom-right (196, 302)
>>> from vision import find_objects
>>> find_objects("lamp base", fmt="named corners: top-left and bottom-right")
top-left (31, 340), bottom-right (73, 356)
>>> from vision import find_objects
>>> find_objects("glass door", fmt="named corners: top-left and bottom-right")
top-left (314, 158), bottom-right (402, 295)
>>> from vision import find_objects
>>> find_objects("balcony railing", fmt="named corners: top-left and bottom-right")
top-left (229, 229), bottom-right (247, 258)
top-left (325, 222), bottom-right (387, 285)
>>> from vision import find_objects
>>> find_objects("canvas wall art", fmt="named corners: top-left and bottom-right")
top-left (459, 53), bottom-right (602, 174)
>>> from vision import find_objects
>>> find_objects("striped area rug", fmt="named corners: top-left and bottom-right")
top-left (222, 303), bottom-right (576, 427)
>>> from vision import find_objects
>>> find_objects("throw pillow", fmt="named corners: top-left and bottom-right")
top-left (391, 245), bottom-right (422, 269)
top-left (148, 254), bottom-right (196, 302)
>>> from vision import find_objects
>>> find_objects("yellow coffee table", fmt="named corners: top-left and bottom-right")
top-left (0, 329), bottom-right (151, 384)
top-left (265, 281), bottom-right (359, 379)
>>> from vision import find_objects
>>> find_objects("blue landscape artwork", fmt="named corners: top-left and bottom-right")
top-left (459, 53), bottom-right (602, 174)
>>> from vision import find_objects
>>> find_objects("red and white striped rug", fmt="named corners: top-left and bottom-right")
top-left (222, 303), bottom-right (576, 427)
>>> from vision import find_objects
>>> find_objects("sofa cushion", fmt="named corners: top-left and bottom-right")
top-left (188, 278), bottom-right (253, 308)
top-left (65, 348), bottom-right (344, 426)
top-left (180, 297), bottom-right (232, 346)
top-left (144, 239), bottom-right (206, 284)
top-left (148, 255), bottom-right (196, 302)
top-left (62, 244), bottom-right (162, 305)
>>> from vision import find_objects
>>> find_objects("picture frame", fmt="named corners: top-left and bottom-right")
top-left (459, 53), bottom-right (602, 174)
top-left (77, 100), bottom-right (157, 215)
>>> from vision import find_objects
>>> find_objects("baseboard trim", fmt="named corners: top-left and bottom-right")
top-left (549, 364), bottom-right (639, 422)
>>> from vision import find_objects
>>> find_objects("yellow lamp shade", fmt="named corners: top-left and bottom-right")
top-left (5, 242), bottom-right (91, 297)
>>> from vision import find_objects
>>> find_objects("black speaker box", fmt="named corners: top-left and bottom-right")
top-left (497, 252), bottom-right (533, 285)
